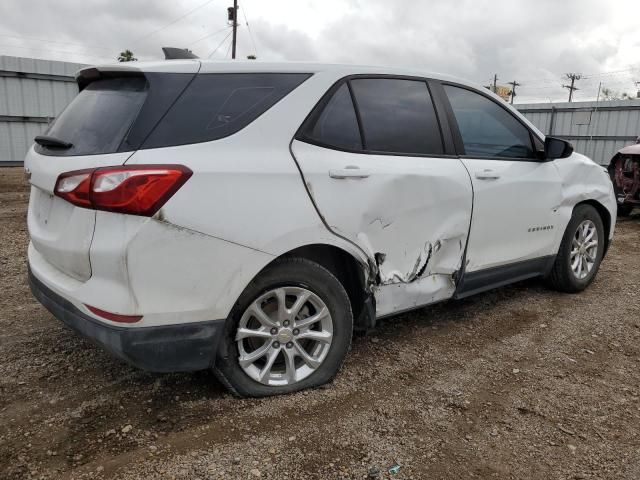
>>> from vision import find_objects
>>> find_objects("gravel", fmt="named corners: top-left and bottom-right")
top-left (1, 166), bottom-right (639, 479)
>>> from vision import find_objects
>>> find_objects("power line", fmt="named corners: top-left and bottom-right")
top-left (207, 30), bottom-right (233, 58)
top-left (583, 66), bottom-right (639, 79)
top-left (225, 34), bottom-right (233, 58)
top-left (502, 66), bottom-right (640, 90)
top-left (0, 42), bottom-right (112, 62)
top-left (562, 73), bottom-right (582, 102)
top-left (132, 0), bottom-right (218, 44)
top-left (187, 25), bottom-right (231, 47)
top-left (507, 80), bottom-right (521, 104)
top-left (241, 0), bottom-right (258, 57)
top-left (0, 32), bottom-right (111, 51)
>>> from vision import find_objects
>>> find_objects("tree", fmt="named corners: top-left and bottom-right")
top-left (117, 50), bottom-right (137, 62)
top-left (600, 87), bottom-right (635, 101)
top-left (247, 54), bottom-right (257, 60)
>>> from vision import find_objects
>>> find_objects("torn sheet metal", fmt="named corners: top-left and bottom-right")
top-left (375, 274), bottom-right (457, 317)
top-left (291, 140), bottom-right (473, 317)
top-left (356, 211), bottom-right (469, 316)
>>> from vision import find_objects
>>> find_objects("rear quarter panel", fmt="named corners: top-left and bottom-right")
top-left (122, 71), bottom-right (371, 321)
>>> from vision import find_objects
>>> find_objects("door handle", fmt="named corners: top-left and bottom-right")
top-left (475, 169), bottom-right (501, 180)
top-left (329, 166), bottom-right (371, 179)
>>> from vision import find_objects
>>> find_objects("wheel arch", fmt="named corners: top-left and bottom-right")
top-left (268, 243), bottom-right (373, 330)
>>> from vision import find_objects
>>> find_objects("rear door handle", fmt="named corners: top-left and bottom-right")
top-left (475, 169), bottom-right (501, 180)
top-left (329, 166), bottom-right (371, 179)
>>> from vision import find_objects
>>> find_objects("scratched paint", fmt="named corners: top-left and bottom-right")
top-left (291, 140), bottom-right (474, 317)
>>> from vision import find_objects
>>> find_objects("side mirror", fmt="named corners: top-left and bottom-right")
top-left (544, 136), bottom-right (574, 160)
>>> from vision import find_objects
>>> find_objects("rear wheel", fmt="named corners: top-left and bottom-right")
top-left (547, 204), bottom-right (605, 293)
top-left (214, 258), bottom-right (353, 397)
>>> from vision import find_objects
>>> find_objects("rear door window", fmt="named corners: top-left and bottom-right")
top-left (350, 78), bottom-right (444, 155)
top-left (142, 73), bottom-right (311, 149)
top-left (304, 83), bottom-right (363, 151)
top-left (36, 77), bottom-right (148, 156)
top-left (443, 85), bottom-right (536, 159)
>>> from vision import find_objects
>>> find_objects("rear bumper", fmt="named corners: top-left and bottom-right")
top-left (29, 268), bottom-right (225, 373)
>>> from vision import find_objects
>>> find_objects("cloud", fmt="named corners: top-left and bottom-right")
top-left (0, 0), bottom-right (637, 102)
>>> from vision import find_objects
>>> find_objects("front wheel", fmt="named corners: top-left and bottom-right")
top-left (214, 258), bottom-right (353, 397)
top-left (546, 204), bottom-right (605, 293)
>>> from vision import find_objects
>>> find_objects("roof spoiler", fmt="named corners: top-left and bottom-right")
top-left (75, 66), bottom-right (145, 90)
top-left (162, 47), bottom-right (199, 60)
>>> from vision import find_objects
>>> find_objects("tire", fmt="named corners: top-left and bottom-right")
top-left (214, 257), bottom-right (353, 397)
top-left (617, 204), bottom-right (634, 217)
top-left (546, 204), bottom-right (605, 293)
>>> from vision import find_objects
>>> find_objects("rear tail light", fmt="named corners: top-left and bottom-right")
top-left (54, 165), bottom-right (192, 216)
top-left (54, 169), bottom-right (93, 208)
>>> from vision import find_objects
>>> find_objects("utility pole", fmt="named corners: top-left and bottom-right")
top-left (228, 0), bottom-right (238, 59)
top-left (492, 74), bottom-right (498, 93)
top-left (562, 73), bottom-right (582, 102)
top-left (507, 80), bottom-right (521, 104)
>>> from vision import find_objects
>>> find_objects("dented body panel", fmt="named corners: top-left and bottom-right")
top-left (26, 59), bottom-right (617, 373)
top-left (291, 140), bottom-right (472, 317)
top-left (553, 152), bottom-right (617, 245)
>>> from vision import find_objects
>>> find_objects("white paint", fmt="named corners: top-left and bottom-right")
top-left (25, 149), bottom-right (133, 281)
top-left (291, 140), bottom-right (472, 317)
top-left (552, 152), bottom-right (617, 245)
top-left (26, 60), bottom-right (617, 330)
top-left (461, 159), bottom-right (563, 271)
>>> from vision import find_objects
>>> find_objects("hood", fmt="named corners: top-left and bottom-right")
top-left (618, 143), bottom-right (640, 156)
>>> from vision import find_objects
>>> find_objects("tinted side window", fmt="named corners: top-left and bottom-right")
top-left (444, 85), bottom-right (535, 159)
top-left (36, 77), bottom-right (148, 156)
top-left (350, 78), bottom-right (443, 155)
top-left (143, 73), bottom-right (311, 149)
top-left (305, 83), bottom-right (362, 150)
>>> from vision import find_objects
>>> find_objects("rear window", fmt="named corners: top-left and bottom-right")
top-left (141, 73), bottom-right (311, 149)
top-left (36, 77), bottom-right (148, 156)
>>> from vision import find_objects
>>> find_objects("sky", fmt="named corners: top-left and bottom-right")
top-left (0, 0), bottom-right (639, 103)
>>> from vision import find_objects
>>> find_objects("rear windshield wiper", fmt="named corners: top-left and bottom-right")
top-left (34, 135), bottom-right (73, 149)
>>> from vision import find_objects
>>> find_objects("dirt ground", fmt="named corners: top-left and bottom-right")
top-left (1, 166), bottom-right (640, 480)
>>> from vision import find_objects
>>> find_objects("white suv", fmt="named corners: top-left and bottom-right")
top-left (26, 60), bottom-right (616, 397)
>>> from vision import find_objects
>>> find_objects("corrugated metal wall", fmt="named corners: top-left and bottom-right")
top-left (517, 100), bottom-right (640, 165)
top-left (0, 55), bottom-right (85, 165)
top-left (2, 57), bottom-right (639, 167)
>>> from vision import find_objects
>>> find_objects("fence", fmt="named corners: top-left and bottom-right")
top-left (2, 57), bottom-right (640, 167)
top-left (517, 99), bottom-right (640, 165)
top-left (0, 55), bottom-right (85, 166)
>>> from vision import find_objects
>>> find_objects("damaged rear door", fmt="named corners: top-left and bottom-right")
top-left (292, 76), bottom-right (473, 316)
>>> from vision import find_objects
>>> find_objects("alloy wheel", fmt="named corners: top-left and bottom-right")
top-left (570, 219), bottom-right (599, 280)
top-left (236, 287), bottom-right (333, 386)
